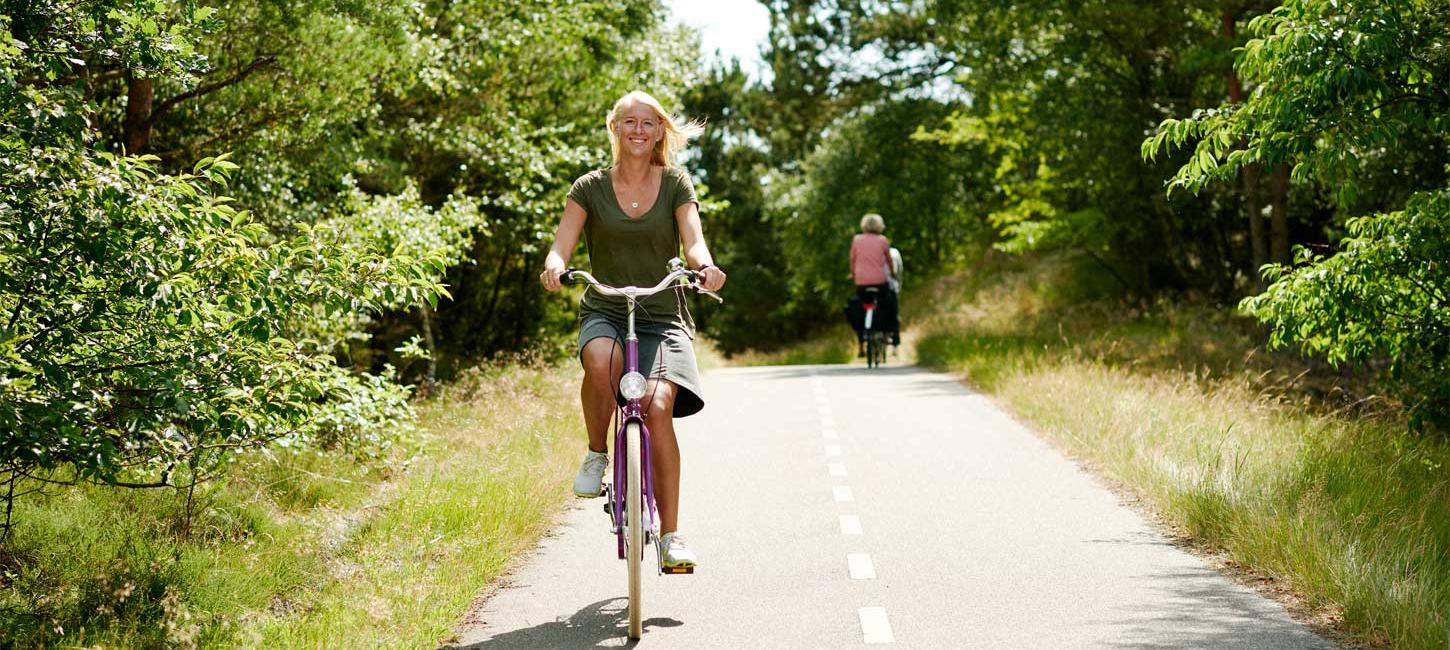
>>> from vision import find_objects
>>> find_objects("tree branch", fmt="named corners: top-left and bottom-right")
top-left (147, 55), bottom-right (278, 125)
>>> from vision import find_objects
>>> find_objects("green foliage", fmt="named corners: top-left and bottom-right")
top-left (1144, 0), bottom-right (1450, 207)
top-left (679, 61), bottom-right (793, 354)
top-left (303, 181), bottom-right (484, 358)
top-left (1143, 0), bottom-right (1450, 430)
top-left (0, 0), bottom-right (473, 535)
top-left (1242, 190), bottom-right (1450, 429)
top-left (879, 0), bottom-right (1258, 293)
top-left (28, 0), bottom-right (697, 366)
top-left (778, 99), bottom-right (987, 310)
top-left (0, 149), bottom-right (437, 492)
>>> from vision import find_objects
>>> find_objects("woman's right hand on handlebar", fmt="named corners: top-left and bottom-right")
top-left (539, 257), bottom-right (567, 292)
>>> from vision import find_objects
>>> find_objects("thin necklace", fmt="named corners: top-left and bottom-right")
top-left (619, 170), bottom-right (644, 209)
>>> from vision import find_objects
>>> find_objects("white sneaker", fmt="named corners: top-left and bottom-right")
top-left (572, 449), bottom-right (608, 497)
top-left (659, 532), bottom-right (698, 569)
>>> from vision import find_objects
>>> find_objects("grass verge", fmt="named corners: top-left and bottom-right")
top-left (0, 363), bottom-right (583, 648)
top-left (915, 254), bottom-right (1449, 649)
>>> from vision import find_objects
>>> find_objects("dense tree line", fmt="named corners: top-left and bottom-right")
top-left (687, 0), bottom-right (1446, 428)
top-left (0, 0), bottom-right (695, 534)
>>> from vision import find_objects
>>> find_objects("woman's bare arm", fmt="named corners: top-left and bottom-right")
top-left (539, 198), bottom-right (588, 291)
top-left (676, 201), bottom-right (726, 291)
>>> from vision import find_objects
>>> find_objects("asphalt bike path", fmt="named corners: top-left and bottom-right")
top-left (447, 364), bottom-right (1332, 649)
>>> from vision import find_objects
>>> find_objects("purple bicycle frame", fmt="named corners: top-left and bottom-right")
top-left (611, 316), bottom-right (658, 560)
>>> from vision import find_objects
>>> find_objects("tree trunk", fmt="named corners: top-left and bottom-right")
top-left (1245, 163), bottom-right (1266, 271)
top-left (419, 303), bottom-right (437, 392)
top-left (124, 74), bottom-right (154, 154)
top-left (1224, 11), bottom-right (1243, 103)
top-left (514, 253), bottom-right (533, 348)
top-left (481, 246), bottom-right (513, 351)
top-left (1225, 10), bottom-right (1268, 278)
top-left (1270, 163), bottom-right (1290, 264)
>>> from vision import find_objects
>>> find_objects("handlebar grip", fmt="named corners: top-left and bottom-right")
top-left (560, 269), bottom-right (580, 286)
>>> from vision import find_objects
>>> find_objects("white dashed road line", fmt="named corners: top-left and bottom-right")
top-left (817, 377), bottom-right (893, 643)
top-left (859, 607), bottom-right (896, 644)
top-left (847, 553), bottom-right (876, 580)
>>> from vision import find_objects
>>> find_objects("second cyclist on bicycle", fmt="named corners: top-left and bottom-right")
top-left (846, 212), bottom-right (901, 355)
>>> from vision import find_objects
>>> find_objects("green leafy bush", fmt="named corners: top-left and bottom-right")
top-left (0, 2), bottom-right (471, 536)
top-left (1144, 0), bottom-right (1450, 431)
top-left (1143, 0), bottom-right (1450, 204)
top-left (0, 145), bottom-right (444, 500)
top-left (1242, 190), bottom-right (1450, 430)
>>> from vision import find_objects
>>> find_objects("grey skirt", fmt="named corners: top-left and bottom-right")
top-left (577, 313), bottom-right (705, 417)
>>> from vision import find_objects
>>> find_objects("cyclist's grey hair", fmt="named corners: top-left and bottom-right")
top-left (860, 212), bottom-right (885, 234)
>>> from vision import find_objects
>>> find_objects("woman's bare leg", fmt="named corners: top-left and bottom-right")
top-left (644, 380), bottom-right (681, 534)
top-left (580, 338), bottom-right (623, 452)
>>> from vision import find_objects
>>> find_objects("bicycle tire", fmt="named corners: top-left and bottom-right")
top-left (875, 332), bottom-right (887, 367)
top-left (625, 421), bottom-right (643, 639)
top-left (866, 331), bottom-right (877, 368)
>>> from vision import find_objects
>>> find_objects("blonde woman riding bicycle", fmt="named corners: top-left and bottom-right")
top-left (539, 90), bottom-right (726, 570)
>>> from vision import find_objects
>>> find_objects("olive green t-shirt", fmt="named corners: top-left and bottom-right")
top-left (567, 166), bottom-right (699, 331)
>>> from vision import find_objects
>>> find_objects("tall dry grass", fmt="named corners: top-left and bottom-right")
top-left (915, 254), bottom-right (1449, 649)
top-left (0, 363), bottom-right (584, 648)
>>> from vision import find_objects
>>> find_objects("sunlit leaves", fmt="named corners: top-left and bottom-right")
top-left (0, 2), bottom-right (461, 496)
top-left (0, 150), bottom-right (440, 486)
top-left (1241, 190), bottom-right (1450, 429)
top-left (1145, 0), bottom-right (1450, 205)
top-left (1140, 0), bottom-right (1450, 430)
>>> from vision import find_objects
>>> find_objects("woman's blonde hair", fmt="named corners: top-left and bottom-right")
top-left (606, 90), bottom-right (705, 167)
top-left (860, 212), bottom-right (886, 234)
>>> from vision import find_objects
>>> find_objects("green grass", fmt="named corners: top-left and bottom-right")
top-left (0, 363), bottom-right (583, 648)
top-left (915, 253), bottom-right (1450, 649)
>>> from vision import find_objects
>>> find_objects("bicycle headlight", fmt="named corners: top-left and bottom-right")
top-left (619, 371), bottom-right (648, 400)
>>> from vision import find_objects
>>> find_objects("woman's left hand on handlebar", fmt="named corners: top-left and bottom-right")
top-left (697, 265), bottom-right (726, 292)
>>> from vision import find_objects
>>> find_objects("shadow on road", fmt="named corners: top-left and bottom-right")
top-left (444, 598), bottom-right (682, 649)
top-left (1099, 565), bottom-right (1333, 649)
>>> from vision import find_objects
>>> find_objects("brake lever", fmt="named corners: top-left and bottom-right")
top-left (693, 284), bottom-right (724, 303)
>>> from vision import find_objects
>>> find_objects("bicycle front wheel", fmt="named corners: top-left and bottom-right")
top-left (625, 421), bottom-right (643, 639)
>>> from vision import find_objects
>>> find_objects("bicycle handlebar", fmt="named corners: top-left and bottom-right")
top-left (561, 268), bottom-right (724, 303)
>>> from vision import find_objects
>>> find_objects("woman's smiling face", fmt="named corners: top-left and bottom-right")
top-left (614, 101), bottom-right (661, 159)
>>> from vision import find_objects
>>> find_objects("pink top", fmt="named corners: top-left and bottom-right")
top-left (850, 233), bottom-right (892, 286)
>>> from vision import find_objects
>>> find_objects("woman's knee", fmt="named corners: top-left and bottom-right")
top-left (581, 338), bottom-right (622, 386)
top-left (646, 380), bottom-right (677, 417)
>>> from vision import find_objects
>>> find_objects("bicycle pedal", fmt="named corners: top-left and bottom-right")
top-left (661, 565), bottom-right (694, 575)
